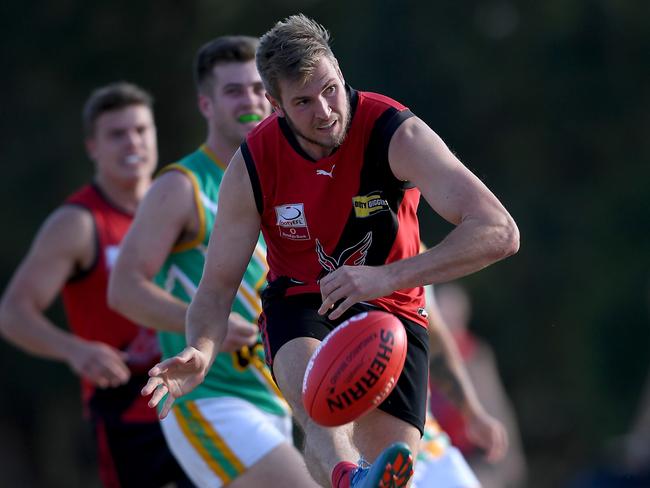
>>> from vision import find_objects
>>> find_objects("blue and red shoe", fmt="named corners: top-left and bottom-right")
top-left (349, 442), bottom-right (413, 488)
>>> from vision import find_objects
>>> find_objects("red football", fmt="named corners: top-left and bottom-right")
top-left (302, 310), bottom-right (407, 427)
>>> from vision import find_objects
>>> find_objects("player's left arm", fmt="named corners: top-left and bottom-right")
top-left (425, 295), bottom-right (475, 411)
top-left (426, 295), bottom-right (508, 462)
top-left (387, 116), bottom-right (519, 288)
top-left (320, 116), bottom-right (519, 319)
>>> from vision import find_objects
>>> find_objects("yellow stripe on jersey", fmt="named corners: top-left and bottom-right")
top-left (237, 281), bottom-right (262, 317)
top-left (200, 144), bottom-right (227, 172)
top-left (252, 244), bottom-right (269, 291)
top-left (254, 273), bottom-right (268, 292)
top-left (253, 245), bottom-right (268, 268)
top-left (250, 354), bottom-right (289, 411)
top-left (158, 164), bottom-right (207, 254)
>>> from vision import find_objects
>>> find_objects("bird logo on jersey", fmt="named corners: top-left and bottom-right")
top-left (315, 232), bottom-right (373, 274)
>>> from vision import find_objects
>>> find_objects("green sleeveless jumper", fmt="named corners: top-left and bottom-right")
top-left (154, 145), bottom-right (287, 416)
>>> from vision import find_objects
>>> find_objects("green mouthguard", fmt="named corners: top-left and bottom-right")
top-left (238, 114), bottom-right (262, 123)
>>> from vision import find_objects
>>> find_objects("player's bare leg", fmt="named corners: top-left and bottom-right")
top-left (273, 337), bottom-right (416, 487)
top-left (227, 441), bottom-right (320, 487)
top-left (352, 409), bottom-right (419, 487)
top-left (273, 337), bottom-right (360, 486)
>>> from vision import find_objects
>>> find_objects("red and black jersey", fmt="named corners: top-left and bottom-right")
top-left (62, 184), bottom-right (160, 422)
top-left (242, 87), bottom-right (427, 328)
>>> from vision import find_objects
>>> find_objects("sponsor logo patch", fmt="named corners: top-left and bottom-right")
top-left (352, 191), bottom-right (390, 218)
top-left (275, 203), bottom-right (310, 240)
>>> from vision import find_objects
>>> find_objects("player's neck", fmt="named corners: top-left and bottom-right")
top-left (296, 136), bottom-right (336, 161)
top-left (204, 133), bottom-right (238, 167)
top-left (94, 175), bottom-right (150, 213)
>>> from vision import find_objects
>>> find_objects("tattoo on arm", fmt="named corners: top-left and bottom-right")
top-left (429, 351), bottom-right (467, 410)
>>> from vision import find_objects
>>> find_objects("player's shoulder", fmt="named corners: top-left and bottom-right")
top-left (155, 164), bottom-right (195, 186)
top-left (157, 148), bottom-right (200, 176)
top-left (143, 168), bottom-right (195, 213)
top-left (50, 203), bottom-right (95, 231)
top-left (32, 204), bottom-right (95, 256)
top-left (156, 148), bottom-right (206, 184)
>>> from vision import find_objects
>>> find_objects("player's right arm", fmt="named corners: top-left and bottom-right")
top-left (108, 170), bottom-right (196, 333)
top-left (143, 149), bottom-right (262, 418)
top-left (108, 169), bottom-right (259, 347)
top-left (0, 207), bottom-right (130, 388)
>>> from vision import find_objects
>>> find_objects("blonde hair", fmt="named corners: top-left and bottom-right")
top-left (257, 14), bottom-right (338, 100)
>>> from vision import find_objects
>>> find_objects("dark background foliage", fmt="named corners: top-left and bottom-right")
top-left (1, 1), bottom-right (648, 486)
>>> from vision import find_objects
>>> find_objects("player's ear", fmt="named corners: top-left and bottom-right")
top-left (197, 92), bottom-right (213, 119)
top-left (266, 93), bottom-right (284, 117)
top-left (85, 138), bottom-right (97, 163)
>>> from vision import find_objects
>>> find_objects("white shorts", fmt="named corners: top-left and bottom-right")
top-left (412, 418), bottom-right (481, 488)
top-left (160, 396), bottom-right (292, 488)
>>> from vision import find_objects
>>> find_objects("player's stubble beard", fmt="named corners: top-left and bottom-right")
top-left (282, 97), bottom-right (352, 155)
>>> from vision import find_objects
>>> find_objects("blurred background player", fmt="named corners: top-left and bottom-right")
top-left (109, 37), bottom-right (318, 487)
top-left (424, 282), bottom-right (527, 488)
top-left (0, 82), bottom-right (191, 487)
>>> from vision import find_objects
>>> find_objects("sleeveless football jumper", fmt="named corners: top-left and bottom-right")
top-left (243, 87), bottom-right (428, 328)
top-left (242, 87), bottom-right (430, 433)
top-left (154, 146), bottom-right (291, 487)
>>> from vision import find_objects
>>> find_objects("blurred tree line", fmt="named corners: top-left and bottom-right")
top-left (1, 0), bottom-right (648, 486)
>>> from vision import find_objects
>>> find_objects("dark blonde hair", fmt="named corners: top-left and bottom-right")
top-left (82, 82), bottom-right (153, 137)
top-left (257, 14), bottom-right (338, 100)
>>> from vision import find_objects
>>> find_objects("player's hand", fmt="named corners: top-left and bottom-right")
top-left (141, 346), bottom-right (209, 419)
top-left (67, 340), bottom-right (130, 388)
top-left (318, 265), bottom-right (392, 320)
top-left (465, 408), bottom-right (509, 462)
top-left (220, 312), bottom-right (259, 352)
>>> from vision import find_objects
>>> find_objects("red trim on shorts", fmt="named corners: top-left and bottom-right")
top-left (258, 311), bottom-right (272, 368)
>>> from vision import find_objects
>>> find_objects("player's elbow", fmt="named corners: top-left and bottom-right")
top-left (494, 214), bottom-right (520, 260)
top-left (0, 302), bottom-right (10, 339)
top-left (0, 295), bottom-right (20, 341)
